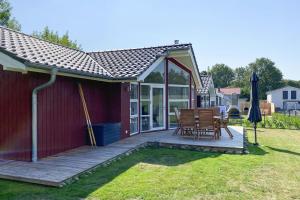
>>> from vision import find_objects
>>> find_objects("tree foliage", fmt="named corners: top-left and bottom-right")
top-left (247, 58), bottom-right (284, 99)
top-left (0, 0), bottom-right (21, 31)
top-left (209, 64), bottom-right (234, 88)
top-left (209, 58), bottom-right (290, 100)
top-left (32, 26), bottom-right (82, 50)
top-left (282, 79), bottom-right (300, 89)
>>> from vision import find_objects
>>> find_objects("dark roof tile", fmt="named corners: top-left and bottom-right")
top-left (0, 26), bottom-right (112, 77)
top-left (88, 44), bottom-right (191, 78)
top-left (198, 75), bottom-right (213, 94)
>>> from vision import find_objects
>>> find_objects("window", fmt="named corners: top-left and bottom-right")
top-left (291, 91), bottom-right (297, 99)
top-left (130, 84), bottom-right (138, 134)
top-left (168, 62), bottom-right (190, 85)
top-left (168, 61), bottom-right (190, 128)
top-left (144, 61), bottom-right (165, 83)
top-left (169, 87), bottom-right (189, 99)
top-left (283, 91), bottom-right (288, 100)
top-left (140, 85), bottom-right (151, 131)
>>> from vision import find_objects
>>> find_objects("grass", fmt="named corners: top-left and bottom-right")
top-left (0, 129), bottom-right (299, 200)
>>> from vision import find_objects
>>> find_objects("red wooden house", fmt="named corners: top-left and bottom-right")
top-left (0, 26), bottom-right (202, 161)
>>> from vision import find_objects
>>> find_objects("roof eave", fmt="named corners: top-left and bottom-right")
top-left (25, 62), bottom-right (137, 82)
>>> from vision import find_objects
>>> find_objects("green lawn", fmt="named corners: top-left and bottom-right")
top-left (0, 129), bottom-right (299, 200)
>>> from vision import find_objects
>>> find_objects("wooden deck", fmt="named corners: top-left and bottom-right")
top-left (0, 126), bottom-right (245, 187)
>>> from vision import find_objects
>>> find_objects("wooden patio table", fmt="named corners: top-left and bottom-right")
top-left (213, 116), bottom-right (234, 139)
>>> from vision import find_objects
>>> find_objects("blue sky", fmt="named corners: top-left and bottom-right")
top-left (10, 0), bottom-right (300, 80)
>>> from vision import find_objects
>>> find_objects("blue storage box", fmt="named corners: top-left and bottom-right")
top-left (86, 123), bottom-right (121, 146)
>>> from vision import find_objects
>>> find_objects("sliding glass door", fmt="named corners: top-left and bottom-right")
top-left (140, 84), bottom-right (165, 131)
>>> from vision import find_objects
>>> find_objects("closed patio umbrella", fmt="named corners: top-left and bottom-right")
top-left (247, 72), bottom-right (262, 145)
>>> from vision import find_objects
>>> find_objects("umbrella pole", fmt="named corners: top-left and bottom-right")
top-left (254, 122), bottom-right (258, 146)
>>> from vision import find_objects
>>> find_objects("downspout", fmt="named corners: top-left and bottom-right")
top-left (32, 68), bottom-right (58, 162)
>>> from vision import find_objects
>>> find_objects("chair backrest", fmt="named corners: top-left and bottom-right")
top-left (212, 107), bottom-right (220, 116)
top-left (180, 109), bottom-right (195, 127)
top-left (197, 109), bottom-right (214, 128)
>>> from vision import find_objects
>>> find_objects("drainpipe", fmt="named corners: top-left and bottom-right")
top-left (32, 68), bottom-right (58, 162)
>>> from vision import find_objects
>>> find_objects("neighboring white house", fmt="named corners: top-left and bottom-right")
top-left (266, 85), bottom-right (300, 110)
top-left (216, 87), bottom-right (241, 109)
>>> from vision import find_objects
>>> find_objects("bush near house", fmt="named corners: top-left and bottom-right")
top-left (229, 113), bottom-right (300, 130)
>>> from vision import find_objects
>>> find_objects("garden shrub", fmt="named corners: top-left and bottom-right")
top-left (229, 113), bottom-right (300, 130)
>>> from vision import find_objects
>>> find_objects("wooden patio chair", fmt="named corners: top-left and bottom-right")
top-left (213, 107), bottom-right (233, 139)
top-left (212, 107), bottom-right (221, 137)
top-left (195, 108), bottom-right (218, 140)
top-left (179, 109), bottom-right (196, 139)
top-left (173, 107), bottom-right (181, 135)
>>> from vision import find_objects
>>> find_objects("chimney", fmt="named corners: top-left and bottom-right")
top-left (174, 40), bottom-right (179, 45)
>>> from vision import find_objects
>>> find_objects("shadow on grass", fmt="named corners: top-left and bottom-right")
top-left (2, 147), bottom-right (222, 200)
top-left (63, 147), bottom-right (222, 199)
top-left (266, 146), bottom-right (300, 156)
top-left (248, 143), bottom-right (268, 156)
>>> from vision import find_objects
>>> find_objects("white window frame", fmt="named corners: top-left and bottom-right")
top-left (140, 83), bottom-right (166, 132)
top-left (130, 83), bottom-right (139, 135)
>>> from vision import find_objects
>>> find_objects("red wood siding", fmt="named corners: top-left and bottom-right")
top-left (0, 70), bottom-right (32, 160)
top-left (120, 83), bottom-right (130, 138)
top-left (0, 70), bottom-right (126, 161)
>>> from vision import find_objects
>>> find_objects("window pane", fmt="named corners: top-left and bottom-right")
top-left (169, 86), bottom-right (189, 99)
top-left (169, 101), bottom-right (189, 113)
top-left (141, 116), bottom-right (150, 131)
top-left (283, 91), bottom-right (288, 99)
top-left (130, 84), bottom-right (138, 99)
top-left (141, 101), bottom-right (150, 115)
top-left (130, 117), bottom-right (138, 133)
top-left (152, 88), bottom-right (164, 128)
top-left (141, 85), bottom-right (150, 99)
top-left (168, 62), bottom-right (190, 85)
top-left (169, 115), bottom-right (177, 128)
top-left (130, 102), bottom-right (138, 115)
top-left (144, 61), bottom-right (165, 83)
top-left (291, 91), bottom-right (297, 99)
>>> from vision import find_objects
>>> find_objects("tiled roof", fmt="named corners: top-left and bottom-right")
top-left (218, 87), bottom-right (241, 95)
top-left (0, 26), bottom-right (194, 80)
top-left (0, 26), bottom-right (112, 78)
top-left (88, 44), bottom-right (192, 78)
top-left (198, 75), bottom-right (213, 94)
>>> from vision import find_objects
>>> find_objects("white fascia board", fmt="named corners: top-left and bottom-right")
top-left (167, 50), bottom-right (189, 58)
top-left (188, 49), bottom-right (201, 89)
top-left (0, 52), bottom-right (27, 73)
top-left (137, 56), bottom-right (165, 81)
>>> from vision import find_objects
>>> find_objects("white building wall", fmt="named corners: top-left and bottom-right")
top-left (267, 86), bottom-right (300, 109)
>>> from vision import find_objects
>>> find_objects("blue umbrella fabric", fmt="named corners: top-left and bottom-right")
top-left (247, 72), bottom-right (262, 145)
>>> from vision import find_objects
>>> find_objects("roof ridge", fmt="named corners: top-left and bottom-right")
top-left (0, 25), bottom-right (86, 54)
top-left (88, 43), bottom-right (192, 54)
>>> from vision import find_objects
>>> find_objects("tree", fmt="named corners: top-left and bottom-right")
top-left (247, 58), bottom-right (284, 99)
top-left (32, 26), bottom-right (82, 50)
top-left (0, 0), bottom-right (21, 31)
top-left (231, 67), bottom-right (251, 99)
top-left (209, 64), bottom-right (234, 88)
top-left (282, 79), bottom-right (300, 88)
